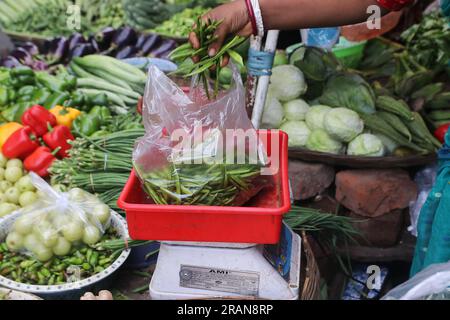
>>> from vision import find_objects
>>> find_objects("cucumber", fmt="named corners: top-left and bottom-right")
top-left (74, 55), bottom-right (146, 83)
top-left (77, 88), bottom-right (127, 109)
top-left (77, 78), bottom-right (141, 100)
top-left (81, 67), bottom-right (134, 91)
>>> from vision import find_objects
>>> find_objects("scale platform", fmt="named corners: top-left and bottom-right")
top-left (149, 223), bottom-right (301, 300)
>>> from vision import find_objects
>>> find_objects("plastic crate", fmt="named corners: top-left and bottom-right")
top-left (117, 130), bottom-right (291, 244)
top-left (333, 41), bottom-right (367, 69)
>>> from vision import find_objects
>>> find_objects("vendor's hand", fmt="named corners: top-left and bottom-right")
top-left (189, 0), bottom-right (252, 65)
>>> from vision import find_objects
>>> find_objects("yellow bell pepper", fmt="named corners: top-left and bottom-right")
top-left (50, 105), bottom-right (81, 129)
top-left (0, 122), bottom-right (23, 148)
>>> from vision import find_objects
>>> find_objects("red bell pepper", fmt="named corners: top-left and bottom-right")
top-left (434, 123), bottom-right (450, 144)
top-left (24, 146), bottom-right (59, 177)
top-left (42, 125), bottom-right (74, 158)
top-left (21, 105), bottom-right (57, 136)
top-left (1, 126), bottom-right (39, 159)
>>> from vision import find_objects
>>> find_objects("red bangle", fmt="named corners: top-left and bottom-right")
top-left (245, 0), bottom-right (258, 36)
top-left (376, 0), bottom-right (413, 11)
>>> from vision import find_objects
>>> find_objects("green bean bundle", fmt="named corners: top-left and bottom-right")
top-left (136, 161), bottom-right (263, 206)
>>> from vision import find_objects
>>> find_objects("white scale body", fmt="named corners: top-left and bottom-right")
top-left (149, 223), bottom-right (301, 300)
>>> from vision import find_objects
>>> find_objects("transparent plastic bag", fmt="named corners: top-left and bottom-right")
top-left (408, 165), bottom-right (438, 236)
top-left (382, 261), bottom-right (450, 300)
top-left (133, 64), bottom-right (270, 206)
top-left (5, 173), bottom-right (112, 262)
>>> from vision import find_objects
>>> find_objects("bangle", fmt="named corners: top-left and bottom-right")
top-left (245, 0), bottom-right (258, 35)
top-left (376, 0), bottom-right (413, 11)
top-left (250, 0), bottom-right (265, 36)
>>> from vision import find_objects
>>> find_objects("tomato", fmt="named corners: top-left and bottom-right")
top-left (434, 123), bottom-right (450, 144)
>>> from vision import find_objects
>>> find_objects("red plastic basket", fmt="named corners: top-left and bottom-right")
top-left (118, 130), bottom-right (291, 244)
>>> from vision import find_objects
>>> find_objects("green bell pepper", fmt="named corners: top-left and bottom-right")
top-left (1, 102), bottom-right (29, 122)
top-left (73, 114), bottom-right (101, 137)
top-left (17, 85), bottom-right (36, 97)
top-left (87, 93), bottom-right (108, 107)
top-left (7, 88), bottom-right (16, 102)
top-left (89, 106), bottom-right (111, 122)
top-left (0, 86), bottom-right (8, 106)
top-left (43, 92), bottom-right (70, 110)
top-left (35, 72), bottom-right (70, 92)
top-left (65, 91), bottom-right (86, 110)
top-left (31, 88), bottom-right (52, 105)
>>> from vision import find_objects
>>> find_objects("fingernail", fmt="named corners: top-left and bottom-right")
top-left (208, 48), bottom-right (216, 57)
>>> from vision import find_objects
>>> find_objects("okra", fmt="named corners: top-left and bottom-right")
top-left (378, 111), bottom-right (412, 141)
top-left (376, 95), bottom-right (414, 121)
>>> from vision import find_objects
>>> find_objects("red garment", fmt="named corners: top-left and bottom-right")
top-left (377, 0), bottom-right (414, 11)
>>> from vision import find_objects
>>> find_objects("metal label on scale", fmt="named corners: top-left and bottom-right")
top-left (179, 265), bottom-right (260, 296)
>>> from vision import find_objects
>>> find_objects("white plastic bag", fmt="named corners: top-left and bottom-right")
top-left (5, 173), bottom-right (112, 261)
top-left (382, 261), bottom-right (450, 300)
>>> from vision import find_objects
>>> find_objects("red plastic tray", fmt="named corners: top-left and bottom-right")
top-left (117, 130), bottom-right (291, 244)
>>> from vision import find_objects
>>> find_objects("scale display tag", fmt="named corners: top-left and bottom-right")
top-left (179, 265), bottom-right (260, 296)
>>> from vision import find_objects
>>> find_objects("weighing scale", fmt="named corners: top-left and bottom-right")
top-left (149, 223), bottom-right (301, 300)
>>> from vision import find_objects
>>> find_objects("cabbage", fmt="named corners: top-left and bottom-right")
top-left (261, 92), bottom-right (284, 129)
top-left (305, 105), bottom-right (332, 130)
top-left (324, 107), bottom-right (364, 142)
top-left (347, 134), bottom-right (385, 157)
top-left (283, 99), bottom-right (310, 121)
top-left (306, 129), bottom-right (343, 154)
top-left (280, 121), bottom-right (311, 147)
top-left (273, 50), bottom-right (288, 66)
top-left (269, 65), bottom-right (307, 102)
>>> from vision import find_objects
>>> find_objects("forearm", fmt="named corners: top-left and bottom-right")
top-left (259, 0), bottom-right (388, 30)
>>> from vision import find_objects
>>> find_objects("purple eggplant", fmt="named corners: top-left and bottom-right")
top-left (68, 33), bottom-right (86, 52)
top-left (46, 37), bottom-right (69, 64)
top-left (88, 35), bottom-right (100, 53)
top-left (139, 34), bottom-right (162, 56)
top-left (10, 48), bottom-right (34, 65)
top-left (95, 27), bottom-right (116, 49)
top-left (1, 56), bottom-right (22, 68)
top-left (21, 42), bottom-right (39, 56)
top-left (135, 34), bottom-right (148, 49)
top-left (32, 60), bottom-right (48, 71)
top-left (150, 40), bottom-right (177, 58)
top-left (115, 46), bottom-right (139, 60)
top-left (69, 43), bottom-right (96, 60)
top-left (111, 27), bottom-right (138, 49)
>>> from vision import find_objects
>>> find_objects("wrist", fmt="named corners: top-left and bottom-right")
top-left (243, 0), bottom-right (258, 35)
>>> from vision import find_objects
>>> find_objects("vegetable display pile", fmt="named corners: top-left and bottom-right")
top-left (0, 228), bottom-right (119, 285)
top-left (0, 153), bottom-right (39, 217)
top-left (50, 128), bottom-right (144, 211)
top-left (152, 6), bottom-right (208, 38)
top-left (263, 44), bottom-right (443, 156)
top-left (4, 185), bottom-right (112, 262)
top-left (359, 12), bottom-right (449, 135)
top-left (1, 28), bottom-right (177, 70)
top-left (0, 0), bottom-right (126, 37)
top-left (69, 54), bottom-right (146, 114)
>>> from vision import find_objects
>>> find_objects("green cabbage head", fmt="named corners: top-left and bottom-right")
top-left (306, 129), bottom-right (343, 154)
top-left (305, 105), bottom-right (332, 131)
top-left (347, 134), bottom-right (385, 157)
top-left (324, 107), bottom-right (364, 142)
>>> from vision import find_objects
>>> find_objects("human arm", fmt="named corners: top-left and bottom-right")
top-left (190, 0), bottom-right (412, 56)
